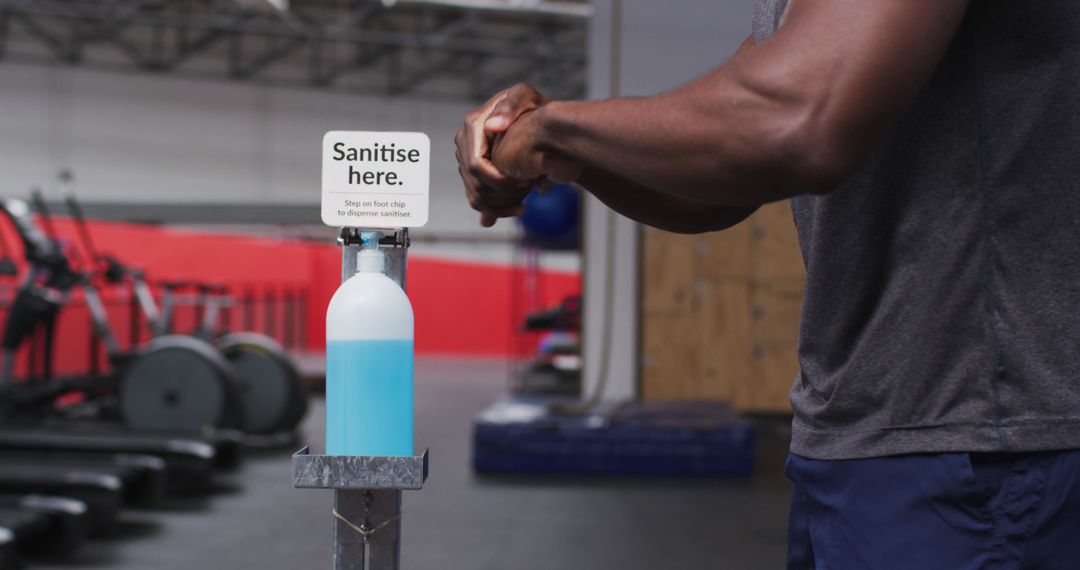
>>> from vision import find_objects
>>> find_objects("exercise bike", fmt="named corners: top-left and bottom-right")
top-left (0, 194), bottom-right (240, 535)
top-left (60, 187), bottom-right (307, 435)
top-left (0, 193), bottom-right (245, 433)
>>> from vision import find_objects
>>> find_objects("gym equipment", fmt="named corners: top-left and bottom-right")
top-left (517, 183), bottom-right (580, 239)
top-left (117, 335), bottom-right (245, 432)
top-left (223, 331), bottom-right (308, 436)
top-left (0, 193), bottom-right (245, 432)
top-left (1, 452), bottom-right (164, 505)
top-left (293, 228), bottom-right (428, 570)
top-left (0, 527), bottom-right (15, 570)
top-left (515, 296), bottom-right (582, 396)
top-left (0, 196), bottom-right (78, 387)
top-left (0, 494), bottom-right (87, 558)
top-left (473, 398), bottom-right (755, 477)
top-left (0, 509), bottom-right (51, 560)
top-left (525, 295), bottom-right (581, 331)
top-left (0, 427), bottom-right (224, 492)
top-left (534, 331), bottom-right (581, 376)
top-left (161, 279), bottom-right (308, 435)
top-left (62, 190), bottom-right (307, 436)
top-left (0, 193), bottom-right (244, 494)
top-left (0, 462), bottom-right (122, 536)
top-left (0, 223), bottom-right (19, 287)
top-left (161, 281), bottom-right (308, 435)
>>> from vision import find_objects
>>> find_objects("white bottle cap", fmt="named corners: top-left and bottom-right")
top-left (356, 249), bottom-right (386, 274)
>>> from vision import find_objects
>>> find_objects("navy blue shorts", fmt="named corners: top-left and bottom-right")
top-left (786, 450), bottom-right (1080, 569)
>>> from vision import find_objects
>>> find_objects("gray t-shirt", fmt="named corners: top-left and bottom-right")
top-left (754, 0), bottom-right (1080, 459)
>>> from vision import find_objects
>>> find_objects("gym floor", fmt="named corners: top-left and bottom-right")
top-left (35, 358), bottom-right (793, 570)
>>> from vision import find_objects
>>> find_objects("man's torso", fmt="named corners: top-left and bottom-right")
top-left (754, 0), bottom-right (1080, 459)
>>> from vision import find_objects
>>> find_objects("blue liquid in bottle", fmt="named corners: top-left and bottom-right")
top-left (325, 339), bottom-right (414, 456)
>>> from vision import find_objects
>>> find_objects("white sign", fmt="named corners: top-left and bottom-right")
top-left (321, 131), bottom-right (430, 228)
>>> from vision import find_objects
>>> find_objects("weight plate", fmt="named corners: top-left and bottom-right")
top-left (120, 336), bottom-right (244, 432)
top-left (219, 332), bottom-right (307, 435)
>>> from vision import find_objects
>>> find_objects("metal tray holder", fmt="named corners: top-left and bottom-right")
top-left (293, 448), bottom-right (429, 570)
top-left (294, 228), bottom-right (427, 570)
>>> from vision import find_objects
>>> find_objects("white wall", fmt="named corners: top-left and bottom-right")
top-left (617, 1), bottom-right (753, 98)
top-left (0, 63), bottom-right (491, 236)
top-left (582, 0), bottom-right (752, 402)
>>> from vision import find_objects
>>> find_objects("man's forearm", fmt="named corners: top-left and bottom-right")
top-left (576, 168), bottom-right (757, 234)
top-left (531, 90), bottom-right (801, 208)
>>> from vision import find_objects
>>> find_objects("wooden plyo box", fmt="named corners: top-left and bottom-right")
top-left (640, 201), bottom-right (805, 413)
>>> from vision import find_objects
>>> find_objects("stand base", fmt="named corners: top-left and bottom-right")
top-left (292, 448), bottom-right (428, 570)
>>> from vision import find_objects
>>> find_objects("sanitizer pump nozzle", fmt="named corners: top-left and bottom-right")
top-left (356, 231), bottom-right (385, 274)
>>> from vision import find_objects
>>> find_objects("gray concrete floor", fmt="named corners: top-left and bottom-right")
top-left (36, 357), bottom-right (793, 570)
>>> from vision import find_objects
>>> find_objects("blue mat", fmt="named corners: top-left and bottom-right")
top-left (472, 398), bottom-right (755, 477)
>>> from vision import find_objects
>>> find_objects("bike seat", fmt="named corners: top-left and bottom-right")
top-left (197, 283), bottom-right (228, 295)
top-left (160, 280), bottom-right (192, 291)
top-left (102, 255), bottom-right (129, 284)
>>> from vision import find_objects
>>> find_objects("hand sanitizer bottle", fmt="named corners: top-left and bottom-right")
top-left (325, 240), bottom-right (414, 456)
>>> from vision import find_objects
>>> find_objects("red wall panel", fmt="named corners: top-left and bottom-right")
top-left (0, 216), bottom-right (579, 378)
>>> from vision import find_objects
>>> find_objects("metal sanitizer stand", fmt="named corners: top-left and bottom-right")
top-left (293, 227), bottom-right (428, 570)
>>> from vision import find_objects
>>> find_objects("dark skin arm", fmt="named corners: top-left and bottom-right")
top-left (484, 0), bottom-right (971, 210)
top-left (576, 167), bottom-right (757, 234)
top-left (458, 83), bottom-right (755, 233)
top-left (492, 38), bottom-right (760, 233)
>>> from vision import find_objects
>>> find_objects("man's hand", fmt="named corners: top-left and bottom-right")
top-left (455, 84), bottom-right (549, 227)
top-left (490, 109), bottom-right (584, 188)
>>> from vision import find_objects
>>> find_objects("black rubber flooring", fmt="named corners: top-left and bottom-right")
top-left (34, 357), bottom-right (793, 569)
